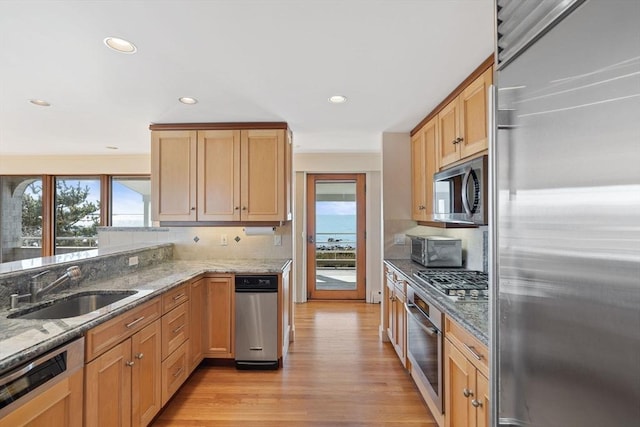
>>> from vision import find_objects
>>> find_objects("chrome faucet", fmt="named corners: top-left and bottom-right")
top-left (29, 266), bottom-right (82, 303)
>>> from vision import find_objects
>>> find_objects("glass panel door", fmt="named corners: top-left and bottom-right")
top-left (306, 174), bottom-right (366, 300)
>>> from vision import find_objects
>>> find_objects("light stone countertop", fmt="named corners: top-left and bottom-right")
top-left (384, 259), bottom-right (488, 345)
top-left (0, 259), bottom-right (291, 375)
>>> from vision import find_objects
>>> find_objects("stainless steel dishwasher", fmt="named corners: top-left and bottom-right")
top-left (234, 275), bottom-right (279, 369)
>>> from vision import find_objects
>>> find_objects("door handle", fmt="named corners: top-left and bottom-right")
top-left (307, 235), bottom-right (315, 244)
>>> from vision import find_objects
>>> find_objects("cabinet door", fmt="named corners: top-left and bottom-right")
top-left (161, 341), bottom-right (189, 406)
top-left (386, 282), bottom-right (395, 343)
top-left (240, 129), bottom-right (286, 221)
top-left (394, 286), bottom-right (406, 364)
top-left (0, 369), bottom-right (83, 427)
top-left (475, 372), bottom-right (489, 427)
top-left (189, 278), bottom-right (205, 372)
top-left (151, 130), bottom-right (197, 221)
top-left (411, 131), bottom-right (428, 221)
top-left (85, 340), bottom-right (132, 427)
top-left (438, 97), bottom-right (461, 169)
top-left (460, 67), bottom-right (492, 159)
top-left (198, 130), bottom-right (241, 221)
top-left (204, 276), bottom-right (234, 358)
top-left (131, 320), bottom-right (162, 427)
top-left (445, 338), bottom-right (473, 427)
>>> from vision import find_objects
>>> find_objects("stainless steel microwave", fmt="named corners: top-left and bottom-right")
top-left (409, 235), bottom-right (462, 267)
top-left (433, 155), bottom-right (488, 225)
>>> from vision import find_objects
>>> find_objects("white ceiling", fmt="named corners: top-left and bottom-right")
top-left (0, 0), bottom-right (494, 156)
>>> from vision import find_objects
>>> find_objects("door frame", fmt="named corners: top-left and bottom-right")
top-left (306, 173), bottom-right (366, 300)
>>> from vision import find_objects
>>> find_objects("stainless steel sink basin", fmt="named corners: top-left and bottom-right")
top-left (8, 291), bottom-right (138, 320)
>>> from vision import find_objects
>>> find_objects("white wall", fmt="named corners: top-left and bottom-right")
top-left (293, 151), bottom-right (382, 303)
top-left (0, 155), bottom-right (150, 174)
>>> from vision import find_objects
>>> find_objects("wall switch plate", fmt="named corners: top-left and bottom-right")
top-left (128, 256), bottom-right (139, 266)
top-left (220, 234), bottom-right (228, 246)
top-left (393, 234), bottom-right (406, 245)
top-left (274, 235), bottom-right (282, 246)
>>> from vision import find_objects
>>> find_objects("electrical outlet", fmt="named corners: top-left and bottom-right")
top-left (128, 256), bottom-right (139, 266)
top-left (394, 234), bottom-right (406, 245)
top-left (273, 235), bottom-right (282, 246)
top-left (220, 234), bottom-right (228, 246)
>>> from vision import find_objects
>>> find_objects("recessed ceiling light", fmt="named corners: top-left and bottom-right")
top-left (328, 95), bottom-right (347, 104)
top-left (106, 146), bottom-right (119, 150)
top-left (179, 97), bottom-right (198, 105)
top-left (29, 99), bottom-right (51, 107)
top-left (103, 37), bottom-right (137, 54)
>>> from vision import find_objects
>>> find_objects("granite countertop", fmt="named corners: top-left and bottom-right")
top-left (0, 259), bottom-right (291, 375)
top-left (384, 259), bottom-right (488, 345)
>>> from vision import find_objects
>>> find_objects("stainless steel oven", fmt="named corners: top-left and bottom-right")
top-left (405, 285), bottom-right (444, 413)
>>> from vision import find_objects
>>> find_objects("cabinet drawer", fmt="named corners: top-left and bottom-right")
top-left (85, 297), bottom-right (161, 362)
top-left (444, 316), bottom-right (489, 376)
top-left (162, 282), bottom-right (190, 314)
top-left (162, 302), bottom-right (189, 360)
top-left (161, 340), bottom-right (189, 406)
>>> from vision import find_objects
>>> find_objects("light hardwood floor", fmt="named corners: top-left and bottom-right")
top-left (152, 301), bottom-right (437, 426)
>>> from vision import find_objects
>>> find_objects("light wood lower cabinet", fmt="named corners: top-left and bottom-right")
top-left (0, 368), bottom-right (83, 427)
top-left (85, 319), bottom-right (162, 427)
top-left (189, 278), bottom-right (205, 372)
top-left (161, 341), bottom-right (188, 406)
top-left (384, 265), bottom-right (407, 367)
top-left (444, 317), bottom-right (489, 427)
top-left (204, 275), bottom-right (234, 358)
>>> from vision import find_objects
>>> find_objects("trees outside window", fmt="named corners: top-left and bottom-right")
top-left (54, 178), bottom-right (100, 253)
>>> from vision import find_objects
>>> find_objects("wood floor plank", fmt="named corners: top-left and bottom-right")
top-left (152, 301), bottom-right (436, 426)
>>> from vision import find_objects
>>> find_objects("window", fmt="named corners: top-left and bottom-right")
top-left (0, 176), bottom-right (43, 263)
top-left (112, 177), bottom-right (151, 227)
top-left (0, 175), bottom-right (150, 262)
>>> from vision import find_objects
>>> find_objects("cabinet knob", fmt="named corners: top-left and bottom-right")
top-left (191, 207), bottom-right (196, 211)
top-left (125, 361), bottom-right (135, 367)
top-left (471, 399), bottom-right (483, 408)
top-left (463, 388), bottom-right (473, 398)
top-left (234, 206), bottom-right (239, 210)
top-left (242, 206), bottom-right (247, 211)
top-left (135, 353), bottom-right (144, 360)
top-left (452, 139), bottom-right (457, 145)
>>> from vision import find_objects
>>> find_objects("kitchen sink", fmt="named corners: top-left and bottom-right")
top-left (8, 291), bottom-right (138, 320)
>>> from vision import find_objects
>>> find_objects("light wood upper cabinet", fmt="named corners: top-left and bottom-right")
top-left (241, 129), bottom-right (286, 221)
top-left (437, 66), bottom-right (493, 169)
top-left (411, 117), bottom-right (438, 221)
top-left (151, 125), bottom-right (291, 223)
top-left (151, 131), bottom-right (197, 221)
top-left (198, 130), bottom-right (241, 221)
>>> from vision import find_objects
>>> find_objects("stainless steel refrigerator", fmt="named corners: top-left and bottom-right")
top-left (491, 1), bottom-right (640, 426)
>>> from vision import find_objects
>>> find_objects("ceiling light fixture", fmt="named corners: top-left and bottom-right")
top-left (179, 97), bottom-right (198, 105)
top-left (103, 37), bottom-right (137, 54)
top-left (29, 99), bottom-right (51, 107)
top-left (328, 95), bottom-right (347, 104)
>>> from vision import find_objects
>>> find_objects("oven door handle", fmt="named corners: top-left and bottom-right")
top-left (405, 303), bottom-right (439, 336)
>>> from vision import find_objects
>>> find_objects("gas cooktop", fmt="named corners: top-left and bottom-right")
top-left (413, 269), bottom-right (489, 302)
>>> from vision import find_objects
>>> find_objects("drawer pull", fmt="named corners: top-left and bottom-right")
top-left (125, 316), bottom-right (145, 329)
top-left (173, 367), bottom-right (184, 378)
top-left (472, 399), bottom-right (483, 408)
top-left (172, 293), bottom-right (185, 301)
top-left (126, 361), bottom-right (135, 367)
top-left (463, 388), bottom-right (473, 398)
top-left (463, 343), bottom-right (484, 360)
top-left (135, 353), bottom-right (144, 360)
top-left (172, 324), bottom-right (185, 334)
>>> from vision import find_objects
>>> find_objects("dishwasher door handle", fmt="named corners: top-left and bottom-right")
top-left (250, 347), bottom-right (264, 351)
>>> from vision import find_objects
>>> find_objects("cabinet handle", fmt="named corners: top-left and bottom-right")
top-left (172, 293), bottom-right (185, 301)
top-left (173, 367), bottom-right (184, 378)
top-left (135, 353), bottom-right (144, 360)
top-left (173, 324), bottom-right (185, 334)
top-left (452, 139), bottom-right (457, 145)
top-left (472, 399), bottom-right (483, 408)
top-left (457, 137), bottom-right (464, 143)
top-left (234, 206), bottom-right (239, 210)
top-left (463, 343), bottom-right (484, 360)
top-left (126, 361), bottom-right (135, 367)
top-left (191, 207), bottom-right (196, 211)
top-left (463, 388), bottom-right (474, 398)
top-left (125, 316), bottom-right (145, 328)
top-left (242, 206), bottom-right (247, 211)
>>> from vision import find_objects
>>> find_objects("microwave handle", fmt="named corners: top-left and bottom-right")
top-left (461, 167), bottom-right (473, 216)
